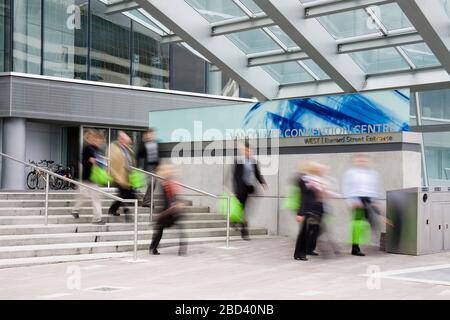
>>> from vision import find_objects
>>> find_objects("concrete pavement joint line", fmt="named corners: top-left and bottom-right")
top-left (83, 286), bottom-right (130, 293)
top-left (36, 293), bottom-right (72, 299)
top-left (361, 264), bottom-right (450, 277)
top-left (372, 275), bottom-right (450, 287)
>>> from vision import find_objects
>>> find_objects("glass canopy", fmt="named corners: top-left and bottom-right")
top-left (86, 0), bottom-right (449, 99)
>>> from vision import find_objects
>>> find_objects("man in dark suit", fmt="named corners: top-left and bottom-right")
top-left (233, 141), bottom-right (268, 240)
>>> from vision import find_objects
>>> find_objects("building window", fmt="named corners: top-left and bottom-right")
top-left (89, 0), bottom-right (130, 85)
top-left (43, 0), bottom-right (88, 79)
top-left (13, 0), bottom-right (42, 74)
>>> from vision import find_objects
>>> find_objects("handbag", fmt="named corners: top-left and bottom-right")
top-left (284, 186), bottom-right (301, 211)
top-left (89, 165), bottom-right (111, 186)
top-left (129, 170), bottom-right (146, 189)
top-left (218, 193), bottom-right (245, 223)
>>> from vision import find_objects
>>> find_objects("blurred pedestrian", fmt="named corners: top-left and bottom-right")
top-left (149, 164), bottom-right (187, 256)
top-left (137, 128), bottom-right (160, 208)
top-left (72, 129), bottom-right (105, 225)
top-left (108, 131), bottom-right (136, 220)
top-left (232, 141), bottom-right (268, 240)
top-left (342, 154), bottom-right (385, 256)
top-left (293, 162), bottom-right (327, 261)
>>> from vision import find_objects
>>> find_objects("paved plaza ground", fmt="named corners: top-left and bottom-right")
top-left (1, 237), bottom-right (450, 300)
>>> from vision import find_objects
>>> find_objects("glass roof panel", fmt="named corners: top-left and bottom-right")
top-left (239, 0), bottom-right (263, 14)
top-left (126, 9), bottom-right (167, 34)
top-left (262, 61), bottom-right (313, 84)
top-left (317, 9), bottom-right (381, 39)
top-left (302, 59), bottom-right (330, 80)
top-left (185, 0), bottom-right (246, 23)
top-left (351, 47), bottom-right (410, 74)
top-left (227, 29), bottom-right (281, 54)
top-left (401, 43), bottom-right (441, 69)
top-left (376, 3), bottom-right (413, 31)
top-left (267, 26), bottom-right (299, 49)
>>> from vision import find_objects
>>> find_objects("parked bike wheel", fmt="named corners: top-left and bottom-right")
top-left (36, 174), bottom-right (47, 190)
top-left (26, 172), bottom-right (37, 190)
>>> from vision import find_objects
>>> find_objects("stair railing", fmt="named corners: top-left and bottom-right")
top-left (99, 155), bottom-right (233, 248)
top-left (0, 152), bottom-right (141, 261)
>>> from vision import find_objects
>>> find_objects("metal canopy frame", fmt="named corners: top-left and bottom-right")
top-left (106, 0), bottom-right (450, 100)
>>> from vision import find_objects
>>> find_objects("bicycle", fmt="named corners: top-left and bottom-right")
top-left (26, 160), bottom-right (54, 190)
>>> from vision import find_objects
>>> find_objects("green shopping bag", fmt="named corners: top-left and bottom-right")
top-left (218, 194), bottom-right (245, 223)
top-left (129, 170), bottom-right (146, 189)
top-left (284, 185), bottom-right (301, 211)
top-left (90, 165), bottom-right (111, 186)
top-left (351, 208), bottom-right (371, 245)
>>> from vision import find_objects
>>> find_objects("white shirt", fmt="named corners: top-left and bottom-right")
top-left (342, 167), bottom-right (382, 201)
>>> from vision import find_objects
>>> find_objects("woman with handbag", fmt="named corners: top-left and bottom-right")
top-left (149, 165), bottom-right (187, 256)
top-left (294, 162), bottom-right (327, 261)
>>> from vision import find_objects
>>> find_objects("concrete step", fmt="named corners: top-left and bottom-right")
top-left (0, 234), bottom-right (273, 260)
top-left (0, 227), bottom-right (268, 246)
top-left (0, 220), bottom-right (230, 236)
top-left (0, 235), bottom-right (278, 269)
top-left (0, 198), bottom-right (169, 207)
top-left (0, 212), bottom-right (224, 225)
top-left (0, 191), bottom-right (156, 200)
top-left (0, 205), bottom-right (209, 216)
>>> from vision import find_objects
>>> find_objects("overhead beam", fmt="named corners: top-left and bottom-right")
top-left (277, 68), bottom-right (450, 99)
top-left (211, 15), bottom-right (275, 36)
top-left (305, 0), bottom-right (395, 18)
top-left (255, 0), bottom-right (366, 92)
top-left (248, 49), bottom-right (308, 67)
top-left (161, 34), bottom-right (183, 44)
top-left (338, 32), bottom-right (423, 54)
top-left (396, 0), bottom-right (450, 75)
top-left (105, 1), bottom-right (139, 15)
top-left (135, 0), bottom-right (279, 100)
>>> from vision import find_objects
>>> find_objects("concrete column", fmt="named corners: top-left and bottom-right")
top-left (207, 68), bottom-right (222, 96)
top-left (1, 118), bottom-right (26, 190)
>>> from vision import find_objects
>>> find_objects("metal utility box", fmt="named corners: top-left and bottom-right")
top-left (386, 187), bottom-right (450, 255)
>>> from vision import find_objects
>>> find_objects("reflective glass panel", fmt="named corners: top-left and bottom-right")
top-left (419, 89), bottom-right (450, 125)
top-left (227, 29), bottom-right (280, 54)
top-left (401, 43), bottom-right (440, 69)
top-left (14, 0), bottom-right (42, 74)
top-left (90, 0), bottom-right (130, 84)
top-left (0, 0), bottom-right (11, 72)
top-left (351, 47), bottom-right (409, 74)
top-left (317, 9), bottom-right (380, 39)
top-left (263, 61), bottom-right (313, 84)
top-left (302, 59), bottom-right (330, 80)
top-left (185, 0), bottom-right (246, 23)
top-left (267, 26), bottom-right (298, 49)
top-left (423, 132), bottom-right (450, 186)
top-left (126, 9), bottom-right (167, 35)
top-left (43, 0), bottom-right (89, 80)
top-left (239, 0), bottom-right (263, 14)
top-left (132, 21), bottom-right (169, 89)
top-left (376, 3), bottom-right (413, 31)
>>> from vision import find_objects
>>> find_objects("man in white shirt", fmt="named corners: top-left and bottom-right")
top-left (342, 154), bottom-right (383, 256)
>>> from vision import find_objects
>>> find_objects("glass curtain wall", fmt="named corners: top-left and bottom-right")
top-left (43, 0), bottom-right (88, 79)
top-left (132, 21), bottom-right (169, 89)
top-left (13, 0), bottom-right (42, 74)
top-left (90, 0), bottom-right (130, 84)
top-left (414, 89), bottom-right (450, 186)
top-left (0, 0), bottom-right (11, 72)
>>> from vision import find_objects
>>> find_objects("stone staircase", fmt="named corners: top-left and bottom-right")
top-left (0, 191), bottom-right (269, 268)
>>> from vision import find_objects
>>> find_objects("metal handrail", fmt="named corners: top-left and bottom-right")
top-left (99, 155), bottom-right (232, 248)
top-left (0, 152), bottom-right (140, 261)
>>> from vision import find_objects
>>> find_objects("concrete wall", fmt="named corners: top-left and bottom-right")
top-left (25, 122), bottom-right (62, 165)
top-left (160, 143), bottom-right (422, 244)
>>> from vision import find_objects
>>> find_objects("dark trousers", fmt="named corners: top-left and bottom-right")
top-left (352, 197), bottom-right (377, 253)
top-left (142, 164), bottom-right (158, 206)
top-left (109, 187), bottom-right (136, 213)
top-left (150, 215), bottom-right (186, 253)
top-left (236, 185), bottom-right (254, 238)
top-left (294, 214), bottom-right (321, 258)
